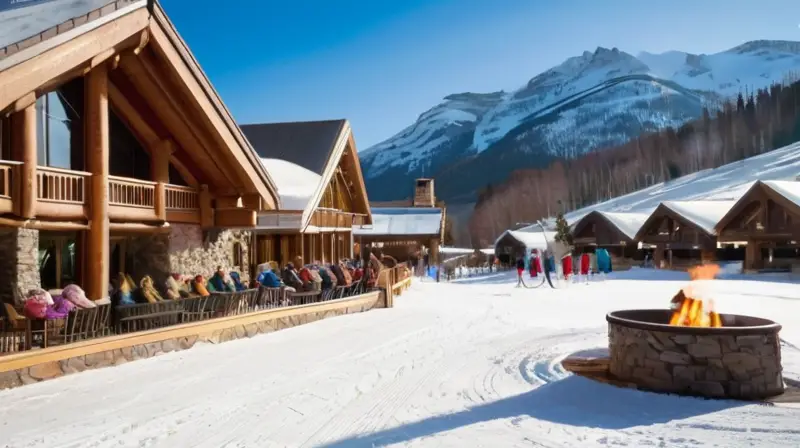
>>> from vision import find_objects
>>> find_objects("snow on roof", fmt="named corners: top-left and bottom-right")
top-left (594, 211), bottom-right (651, 240)
top-left (439, 247), bottom-right (494, 255)
top-left (0, 0), bottom-right (122, 50)
top-left (763, 180), bottom-right (800, 208)
top-left (563, 141), bottom-right (800, 221)
top-left (661, 200), bottom-right (736, 235)
top-left (353, 207), bottom-right (442, 236)
top-left (260, 158), bottom-right (321, 211)
top-left (495, 229), bottom-right (557, 251)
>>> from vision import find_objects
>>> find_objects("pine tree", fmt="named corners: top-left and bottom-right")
top-left (554, 211), bottom-right (573, 248)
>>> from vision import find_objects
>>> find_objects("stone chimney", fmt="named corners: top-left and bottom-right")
top-left (413, 178), bottom-right (435, 208)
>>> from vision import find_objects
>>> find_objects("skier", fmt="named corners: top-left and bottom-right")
top-left (515, 256), bottom-right (525, 287)
top-left (529, 249), bottom-right (541, 278)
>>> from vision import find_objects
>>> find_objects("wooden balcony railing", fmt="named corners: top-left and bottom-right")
top-left (165, 185), bottom-right (199, 210)
top-left (109, 176), bottom-right (157, 221)
top-left (164, 184), bottom-right (200, 223)
top-left (311, 208), bottom-right (362, 229)
top-left (36, 166), bottom-right (90, 219)
top-left (0, 161), bottom-right (20, 214)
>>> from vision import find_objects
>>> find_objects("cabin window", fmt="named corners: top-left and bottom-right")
top-left (36, 78), bottom-right (84, 170)
top-left (232, 242), bottom-right (243, 269)
top-left (39, 234), bottom-right (79, 290)
top-left (109, 108), bottom-right (151, 180)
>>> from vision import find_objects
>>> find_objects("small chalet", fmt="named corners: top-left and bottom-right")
top-left (493, 229), bottom-right (555, 264)
top-left (715, 180), bottom-right (800, 271)
top-left (571, 210), bottom-right (651, 269)
top-left (635, 200), bottom-right (736, 269)
top-left (241, 120), bottom-right (372, 267)
top-left (0, 0), bottom-right (280, 302)
top-left (355, 179), bottom-right (445, 265)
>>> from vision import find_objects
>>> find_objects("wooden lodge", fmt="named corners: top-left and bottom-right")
top-left (241, 120), bottom-right (372, 267)
top-left (715, 180), bottom-right (800, 272)
top-left (0, 0), bottom-right (280, 302)
top-left (354, 179), bottom-right (445, 266)
top-left (571, 210), bottom-right (650, 270)
top-left (635, 200), bottom-right (736, 269)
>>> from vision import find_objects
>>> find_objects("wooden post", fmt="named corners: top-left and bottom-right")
top-left (745, 240), bottom-right (760, 271)
top-left (12, 103), bottom-right (37, 218)
top-left (151, 140), bottom-right (173, 222)
top-left (280, 235), bottom-right (289, 267)
top-left (85, 65), bottom-right (110, 301)
top-left (199, 184), bottom-right (213, 228)
top-left (653, 244), bottom-right (664, 269)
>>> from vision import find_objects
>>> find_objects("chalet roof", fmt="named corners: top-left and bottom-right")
top-left (0, 0), bottom-right (128, 58)
top-left (762, 180), bottom-right (800, 208)
top-left (0, 0), bottom-right (281, 208)
top-left (660, 200), bottom-right (736, 235)
top-left (493, 229), bottom-right (557, 251)
top-left (242, 120), bottom-right (347, 176)
top-left (259, 158), bottom-right (322, 211)
top-left (573, 210), bottom-right (650, 241)
top-left (353, 207), bottom-right (443, 237)
top-left (715, 180), bottom-right (800, 234)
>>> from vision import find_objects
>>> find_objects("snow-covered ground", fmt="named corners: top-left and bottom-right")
top-left (3, 271), bottom-right (800, 447)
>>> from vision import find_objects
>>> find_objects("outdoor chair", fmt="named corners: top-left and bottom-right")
top-left (114, 300), bottom-right (184, 334)
top-left (181, 296), bottom-right (210, 323)
top-left (64, 307), bottom-right (97, 343)
top-left (92, 303), bottom-right (112, 338)
top-left (287, 290), bottom-right (322, 306)
top-left (256, 286), bottom-right (286, 309)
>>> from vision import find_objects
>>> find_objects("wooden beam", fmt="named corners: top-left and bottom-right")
top-left (85, 65), bottom-right (111, 301)
top-left (216, 196), bottom-right (241, 209)
top-left (125, 52), bottom-right (239, 190)
top-left (133, 28), bottom-right (150, 55)
top-left (146, 21), bottom-right (278, 210)
top-left (118, 53), bottom-right (232, 190)
top-left (107, 81), bottom-right (199, 187)
top-left (8, 93), bottom-right (36, 115)
top-left (11, 104), bottom-right (37, 218)
top-left (199, 185), bottom-right (213, 229)
top-left (0, 8), bottom-right (149, 112)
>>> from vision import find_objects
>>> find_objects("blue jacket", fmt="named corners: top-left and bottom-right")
top-left (258, 270), bottom-right (281, 288)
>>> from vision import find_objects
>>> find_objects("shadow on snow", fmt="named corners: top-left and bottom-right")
top-left (317, 375), bottom-right (747, 447)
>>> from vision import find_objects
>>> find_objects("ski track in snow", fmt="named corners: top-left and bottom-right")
top-left (2, 270), bottom-right (800, 447)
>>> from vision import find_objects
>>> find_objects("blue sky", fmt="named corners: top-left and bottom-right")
top-left (163, 0), bottom-right (800, 150)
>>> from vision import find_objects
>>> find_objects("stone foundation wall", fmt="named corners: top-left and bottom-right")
top-left (0, 228), bottom-right (40, 306)
top-left (167, 223), bottom-right (251, 282)
top-left (608, 322), bottom-right (784, 399)
top-left (126, 224), bottom-right (252, 290)
top-left (0, 291), bottom-right (385, 390)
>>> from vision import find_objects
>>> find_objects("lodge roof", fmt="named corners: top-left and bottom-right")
top-left (242, 120), bottom-right (347, 176)
top-left (0, 0), bottom-right (281, 208)
top-left (353, 207), bottom-right (443, 237)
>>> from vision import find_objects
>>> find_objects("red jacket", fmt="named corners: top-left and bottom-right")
top-left (562, 255), bottom-right (573, 277)
top-left (580, 254), bottom-right (590, 275)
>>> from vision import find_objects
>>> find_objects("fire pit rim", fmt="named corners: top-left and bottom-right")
top-left (606, 309), bottom-right (782, 335)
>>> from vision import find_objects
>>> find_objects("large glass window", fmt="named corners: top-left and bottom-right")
top-left (36, 78), bottom-right (84, 170)
top-left (109, 108), bottom-right (151, 180)
top-left (39, 234), bottom-right (79, 290)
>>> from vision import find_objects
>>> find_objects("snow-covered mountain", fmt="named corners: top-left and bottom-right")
top-left (361, 40), bottom-right (800, 204)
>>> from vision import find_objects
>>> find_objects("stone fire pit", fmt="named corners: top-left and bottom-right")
top-left (607, 309), bottom-right (784, 400)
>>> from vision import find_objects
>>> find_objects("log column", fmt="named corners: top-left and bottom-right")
top-left (85, 65), bottom-right (110, 301)
top-left (151, 139), bottom-right (174, 222)
top-left (11, 103), bottom-right (37, 218)
top-left (199, 184), bottom-right (213, 228)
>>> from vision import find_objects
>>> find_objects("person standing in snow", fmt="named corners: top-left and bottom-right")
top-left (515, 257), bottom-right (525, 287)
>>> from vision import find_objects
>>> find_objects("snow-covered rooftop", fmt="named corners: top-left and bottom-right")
top-left (260, 158), bottom-right (321, 211)
top-left (561, 141), bottom-right (800, 222)
top-left (660, 200), bottom-right (737, 235)
top-left (494, 229), bottom-right (557, 251)
top-left (353, 207), bottom-right (442, 237)
top-left (763, 180), bottom-right (800, 208)
top-left (596, 211), bottom-right (651, 240)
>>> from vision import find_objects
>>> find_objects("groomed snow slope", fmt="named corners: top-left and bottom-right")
top-left (554, 141), bottom-right (800, 226)
top-left (2, 271), bottom-right (800, 447)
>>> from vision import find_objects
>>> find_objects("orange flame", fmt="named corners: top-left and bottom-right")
top-left (669, 264), bottom-right (723, 328)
